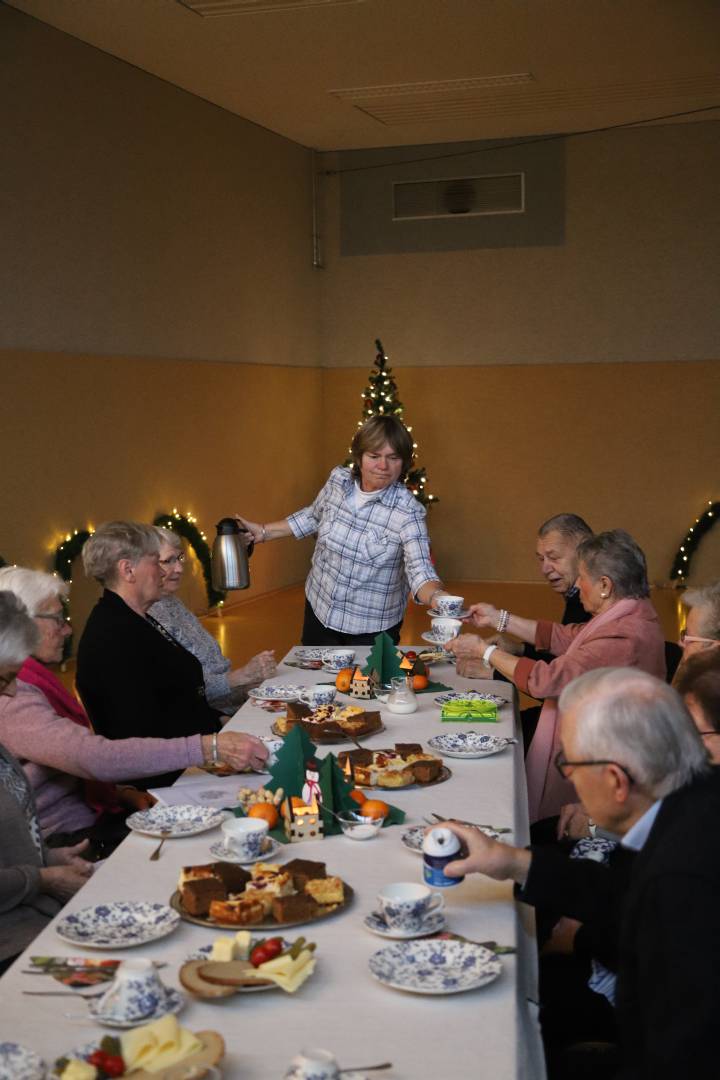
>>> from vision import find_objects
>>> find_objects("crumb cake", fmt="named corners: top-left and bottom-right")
top-left (305, 877), bottom-right (344, 905)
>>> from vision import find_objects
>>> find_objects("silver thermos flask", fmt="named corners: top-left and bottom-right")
top-left (211, 518), bottom-right (254, 591)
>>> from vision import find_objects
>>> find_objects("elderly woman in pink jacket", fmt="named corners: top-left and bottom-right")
top-left (448, 530), bottom-right (665, 821)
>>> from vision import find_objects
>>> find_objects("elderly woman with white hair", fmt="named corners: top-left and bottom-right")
top-left (148, 527), bottom-right (276, 714)
top-left (448, 530), bottom-right (666, 821)
top-left (0, 565), bottom-right (270, 857)
top-left (0, 591), bottom-right (92, 974)
top-left (677, 581), bottom-right (720, 660)
top-left (76, 521), bottom-right (268, 786)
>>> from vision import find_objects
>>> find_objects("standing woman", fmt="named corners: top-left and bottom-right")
top-left (236, 416), bottom-right (446, 646)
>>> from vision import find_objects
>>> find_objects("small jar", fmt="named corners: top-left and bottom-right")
top-left (422, 827), bottom-right (464, 887)
top-left (386, 677), bottom-right (418, 714)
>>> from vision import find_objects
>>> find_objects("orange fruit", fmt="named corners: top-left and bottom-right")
top-left (247, 802), bottom-right (279, 829)
top-left (349, 788), bottom-right (367, 806)
top-left (335, 667), bottom-right (353, 693)
top-left (411, 673), bottom-right (429, 690)
top-left (360, 799), bottom-right (390, 820)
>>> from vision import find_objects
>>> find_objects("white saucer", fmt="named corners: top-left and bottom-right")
top-left (209, 838), bottom-right (282, 864)
top-left (421, 631), bottom-right (455, 646)
top-left (89, 987), bottom-right (185, 1029)
top-left (428, 608), bottom-right (471, 619)
top-left (363, 909), bottom-right (446, 939)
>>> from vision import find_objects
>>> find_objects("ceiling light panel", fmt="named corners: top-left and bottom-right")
top-left (177, 0), bottom-right (364, 15)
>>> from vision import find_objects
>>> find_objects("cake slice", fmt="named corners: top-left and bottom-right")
top-left (283, 858), bottom-right (326, 891)
top-left (179, 866), bottom-right (227, 916)
top-left (395, 743), bottom-right (423, 759)
top-left (208, 897), bottom-right (266, 925)
top-left (304, 876), bottom-right (344, 905)
top-left (211, 862), bottom-right (251, 893)
top-left (271, 893), bottom-right (320, 923)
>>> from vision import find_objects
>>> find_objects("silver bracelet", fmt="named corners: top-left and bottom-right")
top-left (497, 609), bottom-right (509, 633)
top-left (212, 732), bottom-right (219, 766)
top-left (260, 525), bottom-right (267, 543)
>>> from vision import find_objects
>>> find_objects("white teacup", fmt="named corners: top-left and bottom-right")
top-left (323, 648), bottom-right (355, 670)
top-left (221, 816), bottom-right (269, 860)
top-left (285, 1049), bottom-right (339, 1080)
top-left (299, 685), bottom-right (337, 708)
top-left (95, 958), bottom-right (167, 1022)
top-left (377, 882), bottom-right (444, 932)
top-left (429, 616), bottom-right (462, 643)
top-left (435, 594), bottom-right (465, 616)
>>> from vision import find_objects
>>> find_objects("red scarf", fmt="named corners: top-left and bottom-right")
top-left (19, 656), bottom-right (123, 816)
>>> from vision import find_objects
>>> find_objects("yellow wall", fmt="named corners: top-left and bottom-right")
top-left (320, 361), bottom-right (720, 586)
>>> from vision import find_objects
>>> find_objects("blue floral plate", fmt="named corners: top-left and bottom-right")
top-left (363, 909), bottom-right (446, 939)
top-left (56, 901), bottom-right (180, 948)
top-left (126, 805), bottom-right (226, 838)
top-left (0, 1043), bottom-right (45, 1080)
top-left (427, 732), bottom-right (516, 758)
top-left (248, 682), bottom-right (306, 702)
top-left (89, 986), bottom-right (185, 1028)
top-left (368, 938), bottom-right (502, 994)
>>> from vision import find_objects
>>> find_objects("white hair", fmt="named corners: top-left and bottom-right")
top-left (82, 522), bottom-right (159, 586)
top-left (559, 667), bottom-right (710, 798)
top-left (682, 581), bottom-right (720, 640)
top-left (153, 526), bottom-right (182, 552)
top-left (0, 591), bottom-right (39, 666)
top-left (0, 566), bottom-right (68, 617)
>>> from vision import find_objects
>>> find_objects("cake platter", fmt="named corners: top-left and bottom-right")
top-left (271, 719), bottom-right (385, 745)
top-left (339, 762), bottom-right (452, 791)
top-left (170, 882), bottom-right (354, 932)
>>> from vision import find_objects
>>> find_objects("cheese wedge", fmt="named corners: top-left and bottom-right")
top-left (60, 1062), bottom-right (98, 1080)
top-left (210, 935), bottom-right (236, 962)
top-left (258, 948), bottom-right (316, 993)
top-left (143, 1028), bottom-right (203, 1073)
top-left (120, 1016), bottom-right (202, 1073)
top-left (234, 930), bottom-right (252, 959)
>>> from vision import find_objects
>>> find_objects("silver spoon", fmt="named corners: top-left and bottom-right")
top-left (149, 831), bottom-right (171, 860)
top-left (339, 1066), bottom-right (392, 1074)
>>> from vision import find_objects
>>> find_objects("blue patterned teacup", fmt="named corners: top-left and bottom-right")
top-left (299, 685), bottom-right (337, 708)
top-left (95, 958), bottom-right (167, 1022)
top-left (221, 816), bottom-right (269, 860)
top-left (285, 1049), bottom-right (339, 1080)
top-left (377, 882), bottom-right (445, 932)
top-left (435, 594), bottom-right (465, 616)
top-left (429, 616), bottom-right (462, 643)
top-left (323, 648), bottom-right (356, 669)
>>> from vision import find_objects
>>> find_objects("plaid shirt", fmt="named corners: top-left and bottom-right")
top-left (287, 467), bottom-right (437, 635)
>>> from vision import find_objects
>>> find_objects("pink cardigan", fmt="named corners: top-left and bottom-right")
top-left (514, 598), bottom-right (666, 822)
top-left (0, 680), bottom-right (206, 837)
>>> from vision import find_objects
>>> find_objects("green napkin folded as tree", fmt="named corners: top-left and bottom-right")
top-left (362, 631), bottom-right (405, 683)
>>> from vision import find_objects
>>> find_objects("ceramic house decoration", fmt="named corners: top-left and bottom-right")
top-left (283, 795), bottom-right (324, 843)
top-left (348, 665), bottom-right (374, 699)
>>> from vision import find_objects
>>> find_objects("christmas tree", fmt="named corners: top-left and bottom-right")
top-left (348, 339), bottom-right (438, 509)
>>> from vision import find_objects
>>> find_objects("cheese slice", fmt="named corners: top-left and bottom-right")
top-left (121, 1024), bottom-right (159, 1071)
top-left (120, 1016), bottom-right (202, 1073)
top-left (210, 935), bottom-right (236, 962)
top-left (258, 948), bottom-right (316, 993)
top-left (234, 930), bottom-right (252, 960)
top-left (143, 1028), bottom-right (203, 1073)
top-left (61, 1062), bottom-right (98, 1080)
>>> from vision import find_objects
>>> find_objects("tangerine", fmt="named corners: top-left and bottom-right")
top-left (360, 799), bottom-right (390, 820)
top-left (335, 667), bottom-right (353, 693)
top-left (349, 789), bottom-right (367, 806)
top-left (411, 673), bottom-right (429, 691)
top-left (247, 802), bottom-right (279, 829)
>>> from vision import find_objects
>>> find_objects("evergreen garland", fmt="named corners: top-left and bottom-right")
top-left (154, 510), bottom-right (226, 609)
top-left (670, 500), bottom-right (720, 583)
top-left (53, 530), bottom-right (93, 582)
top-left (347, 338), bottom-right (438, 509)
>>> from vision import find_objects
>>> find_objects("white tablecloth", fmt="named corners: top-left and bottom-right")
top-left (0, 648), bottom-right (545, 1079)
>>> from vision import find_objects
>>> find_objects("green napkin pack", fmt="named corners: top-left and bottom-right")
top-left (441, 699), bottom-right (498, 722)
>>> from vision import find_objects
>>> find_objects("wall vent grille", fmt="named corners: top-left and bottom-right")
top-left (393, 173), bottom-right (525, 221)
top-left (177, 0), bottom-right (364, 16)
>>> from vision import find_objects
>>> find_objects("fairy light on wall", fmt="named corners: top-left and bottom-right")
top-left (670, 500), bottom-right (720, 584)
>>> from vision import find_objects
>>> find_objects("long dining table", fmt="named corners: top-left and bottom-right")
top-left (0, 647), bottom-right (545, 1079)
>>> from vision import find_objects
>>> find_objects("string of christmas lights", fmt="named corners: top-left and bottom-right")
top-left (348, 338), bottom-right (438, 509)
top-left (670, 500), bottom-right (719, 584)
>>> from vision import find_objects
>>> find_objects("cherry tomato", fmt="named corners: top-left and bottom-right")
top-left (250, 936), bottom-right (283, 967)
top-left (102, 1054), bottom-right (126, 1077)
top-left (405, 651), bottom-right (417, 660)
top-left (87, 1051), bottom-right (108, 1068)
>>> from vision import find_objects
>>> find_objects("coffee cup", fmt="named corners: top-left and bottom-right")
top-left (221, 816), bottom-right (269, 860)
top-left (285, 1049), bottom-right (339, 1080)
top-left (434, 594), bottom-right (464, 616)
top-left (323, 648), bottom-right (355, 670)
top-left (95, 958), bottom-right (167, 1022)
top-left (299, 685), bottom-right (337, 708)
top-left (377, 882), bottom-right (444, 932)
top-left (429, 616), bottom-right (462, 643)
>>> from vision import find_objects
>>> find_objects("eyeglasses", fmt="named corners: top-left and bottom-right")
top-left (698, 730), bottom-right (720, 738)
top-left (35, 612), bottom-right (70, 628)
top-left (159, 554), bottom-right (185, 568)
top-left (679, 629), bottom-right (719, 648)
top-left (554, 750), bottom-right (634, 784)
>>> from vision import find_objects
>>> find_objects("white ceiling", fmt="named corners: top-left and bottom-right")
top-left (7, 0), bottom-right (720, 150)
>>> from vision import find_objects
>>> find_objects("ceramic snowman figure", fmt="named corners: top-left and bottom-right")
top-left (302, 760), bottom-right (322, 807)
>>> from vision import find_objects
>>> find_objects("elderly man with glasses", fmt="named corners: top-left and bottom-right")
top-left (435, 667), bottom-right (719, 1079)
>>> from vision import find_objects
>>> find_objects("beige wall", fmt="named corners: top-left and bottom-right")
top-left (320, 361), bottom-right (720, 586)
top-left (319, 121), bottom-right (720, 367)
top-left (2, 4), bottom-right (319, 366)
